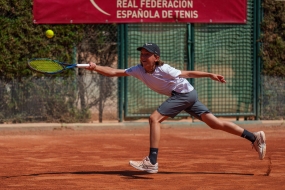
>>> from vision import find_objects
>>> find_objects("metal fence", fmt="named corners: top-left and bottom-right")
top-left (0, 74), bottom-right (118, 123)
top-left (260, 75), bottom-right (285, 120)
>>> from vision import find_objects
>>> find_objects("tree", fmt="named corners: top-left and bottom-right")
top-left (76, 24), bottom-right (118, 122)
top-left (261, 0), bottom-right (285, 76)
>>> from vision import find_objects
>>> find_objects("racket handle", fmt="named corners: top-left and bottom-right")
top-left (76, 64), bottom-right (90, 68)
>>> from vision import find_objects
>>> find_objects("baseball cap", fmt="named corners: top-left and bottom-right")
top-left (137, 43), bottom-right (160, 56)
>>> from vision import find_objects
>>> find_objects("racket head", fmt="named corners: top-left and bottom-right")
top-left (28, 58), bottom-right (65, 74)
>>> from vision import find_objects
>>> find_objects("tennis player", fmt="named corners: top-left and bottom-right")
top-left (86, 43), bottom-right (266, 174)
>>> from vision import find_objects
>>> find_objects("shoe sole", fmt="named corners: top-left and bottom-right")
top-left (129, 162), bottom-right (158, 173)
top-left (259, 131), bottom-right (266, 160)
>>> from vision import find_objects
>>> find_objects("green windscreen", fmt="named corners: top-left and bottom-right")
top-left (193, 0), bottom-right (255, 116)
top-left (124, 0), bottom-right (255, 118)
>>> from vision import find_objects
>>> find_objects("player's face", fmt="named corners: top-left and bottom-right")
top-left (140, 49), bottom-right (159, 73)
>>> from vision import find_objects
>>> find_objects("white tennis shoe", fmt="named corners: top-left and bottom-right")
top-left (129, 156), bottom-right (158, 173)
top-left (252, 131), bottom-right (266, 160)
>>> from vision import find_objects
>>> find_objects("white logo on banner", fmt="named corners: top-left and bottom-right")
top-left (90, 0), bottom-right (111, 16)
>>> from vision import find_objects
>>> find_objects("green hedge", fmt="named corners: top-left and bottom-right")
top-left (0, 0), bottom-right (89, 123)
top-left (261, 0), bottom-right (285, 76)
top-left (0, 0), bottom-right (85, 80)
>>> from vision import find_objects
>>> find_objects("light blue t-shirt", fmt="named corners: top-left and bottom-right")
top-left (125, 64), bottom-right (194, 96)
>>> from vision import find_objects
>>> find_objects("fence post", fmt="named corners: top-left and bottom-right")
top-left (118, 24), bottom-right (125, 122)
top-left (255, 0), bottom-right (262, 120)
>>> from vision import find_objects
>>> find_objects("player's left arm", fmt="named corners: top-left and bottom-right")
top-left (179, 70), bottom-right (226, 83)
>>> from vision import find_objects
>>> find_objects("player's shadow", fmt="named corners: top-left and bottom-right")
top-left (1, 170), bottom-right (254, 180)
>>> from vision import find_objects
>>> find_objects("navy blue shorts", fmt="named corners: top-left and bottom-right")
top-left (157, 89), bottom-right (211, 121)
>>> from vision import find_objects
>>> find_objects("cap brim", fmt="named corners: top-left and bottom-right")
top-left (137, 47), bottom-right (154, 54)
top-left (137, 47), bottom-right (143, 51)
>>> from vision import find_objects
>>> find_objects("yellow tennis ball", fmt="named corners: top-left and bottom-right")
top-left (45, 30), bottom-right (54, 38)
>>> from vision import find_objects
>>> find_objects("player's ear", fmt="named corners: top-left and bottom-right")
top-left (154, 54), bottom-right (160, 60)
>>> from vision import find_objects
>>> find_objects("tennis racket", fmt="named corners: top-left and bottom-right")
top-left (28, 58), bottom-right (89, 74)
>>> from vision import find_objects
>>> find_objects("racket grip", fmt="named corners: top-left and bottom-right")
top-left (76, 64), bottom-right (90, 68)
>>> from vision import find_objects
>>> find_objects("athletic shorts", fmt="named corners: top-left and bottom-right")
top-left (157, 89), bottom-right (211, 121)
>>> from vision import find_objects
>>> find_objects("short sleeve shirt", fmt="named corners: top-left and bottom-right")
top-left (125, 64), bottom-right (194, 96)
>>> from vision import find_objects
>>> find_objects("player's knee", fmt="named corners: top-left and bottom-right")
top-left (148, 116), bottom-right (155, 124)
top-left (149, 115), bottom-right (159, 124)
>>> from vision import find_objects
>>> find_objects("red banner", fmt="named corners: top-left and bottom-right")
top-left (33, 0), bottom-right (247, 24)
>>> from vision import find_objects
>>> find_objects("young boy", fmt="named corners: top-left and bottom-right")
top-left (86, 43), bottom-right (266, 174)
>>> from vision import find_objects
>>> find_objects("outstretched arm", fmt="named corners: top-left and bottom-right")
top-left (179, 70), bottom-right (226, 83)
top-left (86, 62), bottom-right (129, 77)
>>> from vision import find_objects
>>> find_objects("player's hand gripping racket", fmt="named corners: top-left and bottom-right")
top-left (28, 58), bottom-right (89, 74)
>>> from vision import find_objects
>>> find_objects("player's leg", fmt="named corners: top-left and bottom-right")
top-left (201, 113), bottom-right (244, 135)
top-left (148, 90), bottom-right (197, 163)
top-left (129, 91), bottom-right (195, 173)
top-left (201, 113), bottom-right (266, 160)
top-left (129, 111), bottom-right (168, 173)
top-left (185, 96), bottom-right (266, 160)
top-left (149, 110), bottom-right (169, 148)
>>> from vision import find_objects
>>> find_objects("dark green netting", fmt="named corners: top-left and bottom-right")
top-left (193, 0), bottom-right (254, 115)
top-left (125, 0), bottom-right (255, 118)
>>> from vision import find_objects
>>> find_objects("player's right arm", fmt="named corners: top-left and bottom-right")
top-left (86, 62), bottom-right (129, 77)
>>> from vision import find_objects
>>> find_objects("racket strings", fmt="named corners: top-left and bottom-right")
top-left (29, 60), bottom-right (64, 73)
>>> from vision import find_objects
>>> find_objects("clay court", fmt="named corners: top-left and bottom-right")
top-left (0, 124), bottom-right (284, 189)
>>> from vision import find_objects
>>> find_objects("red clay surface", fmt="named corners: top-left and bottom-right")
top-left (0, 125), bottom-right (284, 189)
